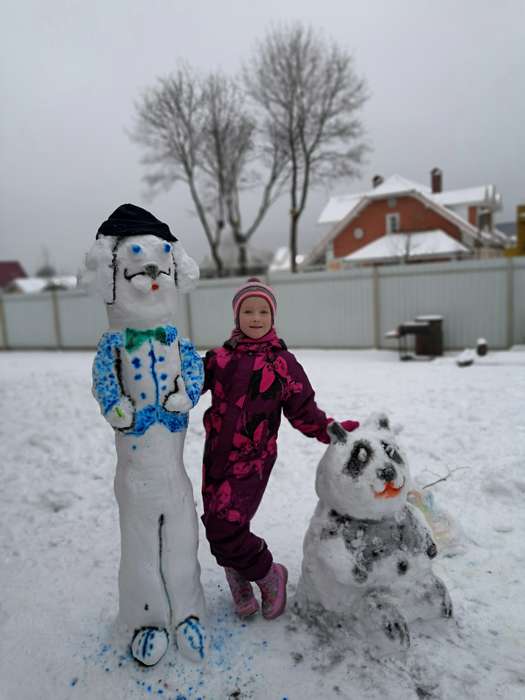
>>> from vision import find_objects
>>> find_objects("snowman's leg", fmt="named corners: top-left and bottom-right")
top-left (115, 484), bottom-right (171, 630)
top-left (114, 431), bottom-right (173, 632)
top-left (161, 487), bottom-right (207, 660)
top-left (162, 502), bottom-right (206, 617)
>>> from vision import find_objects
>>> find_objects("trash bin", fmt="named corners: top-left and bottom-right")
top-left (414, 315), bottom-right (443, 356)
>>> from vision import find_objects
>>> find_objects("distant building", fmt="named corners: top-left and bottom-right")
top-left (268, 247), bottom-right (305, 273)
top-left (302, 169), bottom-right (508, 270)
top-left (0, 261), bottom-right (27, 289)
top-left (5, 276), bottom-right (77, 294)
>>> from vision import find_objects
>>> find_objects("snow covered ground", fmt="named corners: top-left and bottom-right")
top-left (1, 348), bottom-right (524, 700)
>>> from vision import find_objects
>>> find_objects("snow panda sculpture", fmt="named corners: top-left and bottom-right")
top-left (295, 413), bottom-right (452, 656)
top-left (83, 204), bottom-right (207, 666)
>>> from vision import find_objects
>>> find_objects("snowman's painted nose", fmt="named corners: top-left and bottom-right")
top-left (377, 465), bottom-right (396, 483)
top-left (144, 264), bottom-right (160, 279)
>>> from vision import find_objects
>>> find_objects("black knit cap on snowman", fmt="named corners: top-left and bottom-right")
top-left (96, 203), bottom-right (178, 242)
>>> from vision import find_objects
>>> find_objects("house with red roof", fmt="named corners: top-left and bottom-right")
top-left (302, 169), bottom-right (508, 270)
top-left (0, 261), bottom-right (27, 289)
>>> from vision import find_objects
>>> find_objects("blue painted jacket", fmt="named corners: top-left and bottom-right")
top-left (92, 325), bottom-right (203, 436)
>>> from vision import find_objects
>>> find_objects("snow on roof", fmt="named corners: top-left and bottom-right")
top-left (6, 276), bottom-right (77, 293)
top-left (7, 278), bottom-right (47, 293)
top-left (47, 275), bottom-right (78, 290)
top-left (318, 194), bottom-right (362, 225)
top-left (318, 175), bottom-right (430, 224)
top-left (318, 176), bottom-right (501, 225)
top-left (433, 185), bottom-right (502, 210)
top-left (369, 174), bottom-right (431, 198)
top-left (342, 231), bottom-right (469, 263)
top-left (269, 247), bottom-right (305, 272)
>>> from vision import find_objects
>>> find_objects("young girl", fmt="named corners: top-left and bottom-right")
top-left (201, 278), bottom-right (359, 620)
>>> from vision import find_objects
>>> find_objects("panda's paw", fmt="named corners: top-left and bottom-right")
top-left (131, 627), bottom-right (169, 666)
top-left (360, 593), bottom-right (410, 654)
top-left (435, 576), bottom-right (453, 618)
top-left (175, 616), bottom-right (208, 663)
top-left (382, 610), bottom-right (410, 650)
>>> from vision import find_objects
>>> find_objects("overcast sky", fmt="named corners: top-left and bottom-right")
top-left (1, 0), bottom-right (524, 274)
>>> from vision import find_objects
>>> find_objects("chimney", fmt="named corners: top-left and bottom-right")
top-left (372, 174), bottom-right (384, 188)
top-left (431, 167), bottom-right (442, 193)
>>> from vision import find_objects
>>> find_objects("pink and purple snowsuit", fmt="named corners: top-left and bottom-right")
top-left (201, 329), bottom-right (331, 581)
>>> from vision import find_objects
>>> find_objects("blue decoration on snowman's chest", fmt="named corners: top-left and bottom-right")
top-left (92, 325), bottom-right (203, 437)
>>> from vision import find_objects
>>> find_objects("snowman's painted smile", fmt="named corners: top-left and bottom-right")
top-left (373, 478), bottom-right (405, 499)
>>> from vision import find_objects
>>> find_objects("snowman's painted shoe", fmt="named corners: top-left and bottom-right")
top-left (175, 616), bottom-right (207, 662)
top-left (131, 627), bottom-right (169, 666)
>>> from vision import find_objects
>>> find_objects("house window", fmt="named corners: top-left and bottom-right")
top-left (353, 227), bottom-right (364, 240)
top-left (388, 197), bottom-right (397, 208)
top-left (386, 213), bottom-right (400, 234)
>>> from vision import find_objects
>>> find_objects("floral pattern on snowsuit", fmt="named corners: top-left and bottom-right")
top-left (201, 329), bottom-right (330, 580)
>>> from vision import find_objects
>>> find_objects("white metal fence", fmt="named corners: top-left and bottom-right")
top-left (1, 257), bottom-right (524, 351)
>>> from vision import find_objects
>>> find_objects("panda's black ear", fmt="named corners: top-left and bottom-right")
top-left (327, 421), bottom-right (347, 445)
top-left (365, 411), bottom-right (390, 431)
top-left (377, 414), bottom-right (390, 430)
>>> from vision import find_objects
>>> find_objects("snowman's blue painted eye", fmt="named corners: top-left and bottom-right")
top-left (163, 243), bottom-right (172, 254)
top-left (131, 244), bottom-right (143, 255)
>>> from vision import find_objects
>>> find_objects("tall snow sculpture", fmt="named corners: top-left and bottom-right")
top-left (295, 413), bottom-right (453, 656)
top-left (83, 204), bottom-right (207, 666)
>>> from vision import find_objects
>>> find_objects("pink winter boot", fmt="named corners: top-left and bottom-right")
top-left (224, 567), bottom-right (260, 618)
top-left (255, 563), bottom-right (288, 620)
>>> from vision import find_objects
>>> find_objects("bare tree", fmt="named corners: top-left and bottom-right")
top-left (245, 23), bottom-right (369, 272)
top-left (131, 65), bottom-right (287, 276)
top-left (36, 247), bottom-right (57, 278)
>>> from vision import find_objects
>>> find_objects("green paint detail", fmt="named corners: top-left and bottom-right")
top-left (125, 327), bottom-right (168, 353)
top-left (115, 406), bottom-right (124, 418)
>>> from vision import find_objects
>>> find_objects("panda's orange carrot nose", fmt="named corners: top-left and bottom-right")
top-left (374, 481), bottom-right (404, 499)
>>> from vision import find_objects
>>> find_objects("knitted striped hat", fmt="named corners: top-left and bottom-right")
top-left (232, 277), bottom-right (277, 326)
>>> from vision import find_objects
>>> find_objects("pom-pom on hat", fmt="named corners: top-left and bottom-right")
top-left (232, 277), bottom-right (277, 326)
top-left (96, 203), bottom-right (178, 242)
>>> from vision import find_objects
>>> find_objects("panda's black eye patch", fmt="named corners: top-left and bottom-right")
top-left (344, 440), bottom-right (373, 478)
top-left (381, 441), bottom-right (403, 465)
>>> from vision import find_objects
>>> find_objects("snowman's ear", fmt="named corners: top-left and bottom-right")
top-left (364, 411), bottom-right (391, 432)
top-left (78, 236), bottom-right (116, 303)
top-left (172, 241), bottom-right (199, 293)
top-left (327, 421), bottom-right (347, 445)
